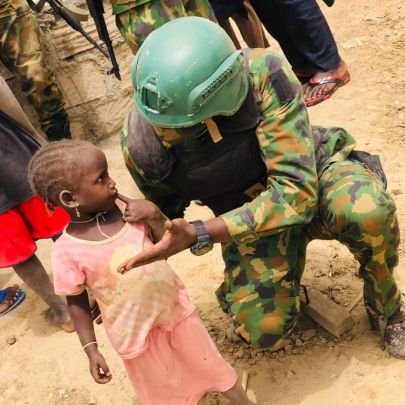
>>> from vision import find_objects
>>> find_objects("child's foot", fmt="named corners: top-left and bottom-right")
top-left (0, 285), bottom-right (22, 314)
top-left (43, 307), bottom-right (75, 333)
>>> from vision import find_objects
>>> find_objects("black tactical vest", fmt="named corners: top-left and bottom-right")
top-left (127, 85), bottom-right (268, 216)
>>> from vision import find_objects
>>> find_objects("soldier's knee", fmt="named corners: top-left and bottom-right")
top-left (233, 308), bottom-right (298, 349)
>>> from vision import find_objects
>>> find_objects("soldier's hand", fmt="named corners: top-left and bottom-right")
top-left (117, 219), bottom-right (197, 273)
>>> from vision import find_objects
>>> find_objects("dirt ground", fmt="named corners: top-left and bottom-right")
top-left (1, 0), bottom-right (405, 404)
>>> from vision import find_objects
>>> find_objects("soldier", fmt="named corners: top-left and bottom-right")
top-left (111, 0), bottom-right (215, 55)
top-left (119, 18), bottom-right (404, 357)
top-left (0, 0), bottom-right (71, 140)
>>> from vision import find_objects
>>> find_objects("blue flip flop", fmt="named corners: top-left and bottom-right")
top-left (0, 288), bottom-right (26, 317)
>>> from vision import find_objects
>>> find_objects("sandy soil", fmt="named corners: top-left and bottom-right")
top-left (1, 0), bottom-right (404, 404)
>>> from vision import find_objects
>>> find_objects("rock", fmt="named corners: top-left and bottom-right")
top-left (6, 335), bottom-right (16, 345)
top-left (302, 289), bottom-right (354, 338)
top-left (301, 329), bottom-right (317, 342)
top-left (342, 38), bottom-right (363, 49)
top-left (248, 358), bottom-right (257, 366)
top-left (234, 349), bottom-right (244, 359)
top-left (285, 344), bottom-right (293, 354)
top-left (295, 338), bottom-right (303, 347)
top-left (88, 398), bottom-right (97, 405)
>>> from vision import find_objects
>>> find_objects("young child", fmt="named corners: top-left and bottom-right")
top-left (28, 139), bottom-right (253, 405)
top-left (0, 77), bottom-right (72, 329)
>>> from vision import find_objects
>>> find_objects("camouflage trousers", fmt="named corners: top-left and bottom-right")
top-left (217, 160), bottom-right (401, 349)
top-left (115, 0), bottom-right (216, 55)
top-left (0, 0), bottom-right (70, 140)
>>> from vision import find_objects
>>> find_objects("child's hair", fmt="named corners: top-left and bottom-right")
top-left (28, 139), bottom-right (94, 207)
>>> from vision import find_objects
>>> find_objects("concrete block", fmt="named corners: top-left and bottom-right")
top-left (301, 288), bottom-right (354, 337)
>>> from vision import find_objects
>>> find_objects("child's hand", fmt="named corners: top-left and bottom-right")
top-left (87, 349), bottom-right (112, 384)
top-left (116, 193), bottom-right (170, 241)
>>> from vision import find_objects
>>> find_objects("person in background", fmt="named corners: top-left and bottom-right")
top-left (111, 0), bottom-right (216, 55)
top-left (0, 76), bottom-right (73, 330)
top-left (249, 0), bottom-right (350, 107)
top-left (0, 0), bottom-right (71, 140)
top-left (209, 0), bottom-right (269, 49)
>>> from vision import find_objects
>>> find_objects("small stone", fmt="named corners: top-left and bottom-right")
top-left (301, 329), bottom-right (317, 342)
top-left (278, 350), bottom-right (285, 358)
top-left (256, 351), bottom-right (264, 358)
top-left (88, 398), bottom-right (97, 405)
top-left (228, 347), bottom-right (234, 353)
top-left (285, 344), bottom-right (293, 354)
top-left (342, 38), bottom-right (363, 49)
top-left (295, 338), bottom-right (303, 347)
top-left (287, 369), bottom-right (296, 377)
top-left (248, 358), bottom-right (257, 366)
top-left (6, 335), bottom-right (16, 345)
top-left (327, 342), bottom-right (335, 348)
top-left (391, 189), bottom-right (402, 196)
top-left (330, 374), bottom-right (337, 379)
top-left (234, 349), bottom-right (244, 359)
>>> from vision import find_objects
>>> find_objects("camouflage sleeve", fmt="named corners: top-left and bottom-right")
top-left (120, 114), bottom-right (188, 219)
top-left (221, 49), bottom-right (318, 244)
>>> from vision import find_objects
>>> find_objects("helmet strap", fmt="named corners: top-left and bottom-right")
top-left (205, 119), bottom-right (223, 143)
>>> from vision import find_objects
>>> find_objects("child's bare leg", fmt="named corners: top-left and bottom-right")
top-left (13, 254), bottom-right (74, 332)
top-left (221, 378), bottom-right (255, 405)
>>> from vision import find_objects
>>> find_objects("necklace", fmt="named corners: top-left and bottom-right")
top-left (70, 212), bottom-right (111, 239)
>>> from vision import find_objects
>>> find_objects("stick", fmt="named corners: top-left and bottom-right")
top-left (241, 370), bottom-right (249, 392)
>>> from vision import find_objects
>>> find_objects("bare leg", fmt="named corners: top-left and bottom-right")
top-left (13, 254), bottom-right (74, 332)
top-left (221, 378), bottom-right (255, 404)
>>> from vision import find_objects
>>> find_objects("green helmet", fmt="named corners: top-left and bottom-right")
top-left (131, 17), bottom-right (249, 128)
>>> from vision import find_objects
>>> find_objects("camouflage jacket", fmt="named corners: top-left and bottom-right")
top-left (121, 48), bottom-right (357, 245)
top-left (110, 0), bottom-right (145, 15)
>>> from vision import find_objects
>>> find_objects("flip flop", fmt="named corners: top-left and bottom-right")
top-left (305, 71), bottom-right (351, 107)
top-left (0, 288), bottom-right (25, 317)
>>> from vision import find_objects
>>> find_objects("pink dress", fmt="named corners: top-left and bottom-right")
top-left (52, 221), bottom-right (236, 404)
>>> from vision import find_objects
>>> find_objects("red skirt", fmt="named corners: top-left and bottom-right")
top-left (0, 196), bottom-right (70, 267)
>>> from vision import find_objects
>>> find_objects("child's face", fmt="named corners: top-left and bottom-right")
top-left (73, 147), bottom-right (118, 215)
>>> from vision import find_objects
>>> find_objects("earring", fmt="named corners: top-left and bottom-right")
top-left (75, 206), bottom-right (81, 218)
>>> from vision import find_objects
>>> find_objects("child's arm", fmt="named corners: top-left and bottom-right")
top-left (117, 193), bottom-right (171, 242)
top-left (67, 292), bottom-right (112, 384)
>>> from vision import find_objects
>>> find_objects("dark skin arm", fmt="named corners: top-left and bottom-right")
top-left (117, 215), bottom-right (232, 273)
top-left (67, 292), bottom-right (112, 384)
top-left (116, 193), bottom-right (171, 242)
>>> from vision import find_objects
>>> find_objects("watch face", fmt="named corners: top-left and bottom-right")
top-left (190, 241), bottom-right (213, 256)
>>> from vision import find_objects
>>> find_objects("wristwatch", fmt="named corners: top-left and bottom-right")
top-left (189, 220), bottom-right (214, 256)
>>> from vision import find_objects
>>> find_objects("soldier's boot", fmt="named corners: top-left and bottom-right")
top-left (45, 119), bottom-right (72, 141)
top-left (367, 298), bottom-right (405, 359)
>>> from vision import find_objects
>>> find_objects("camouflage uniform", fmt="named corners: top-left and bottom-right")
top-left (0, 0), bottom-right (70, 140)
top-left (111, 0), bottom-right (215, 55)
top-left (121, 48), bottom-right (401, 349)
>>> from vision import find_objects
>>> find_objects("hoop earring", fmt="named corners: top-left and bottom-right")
top-left (75, 206), bottom-right (81, 218)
